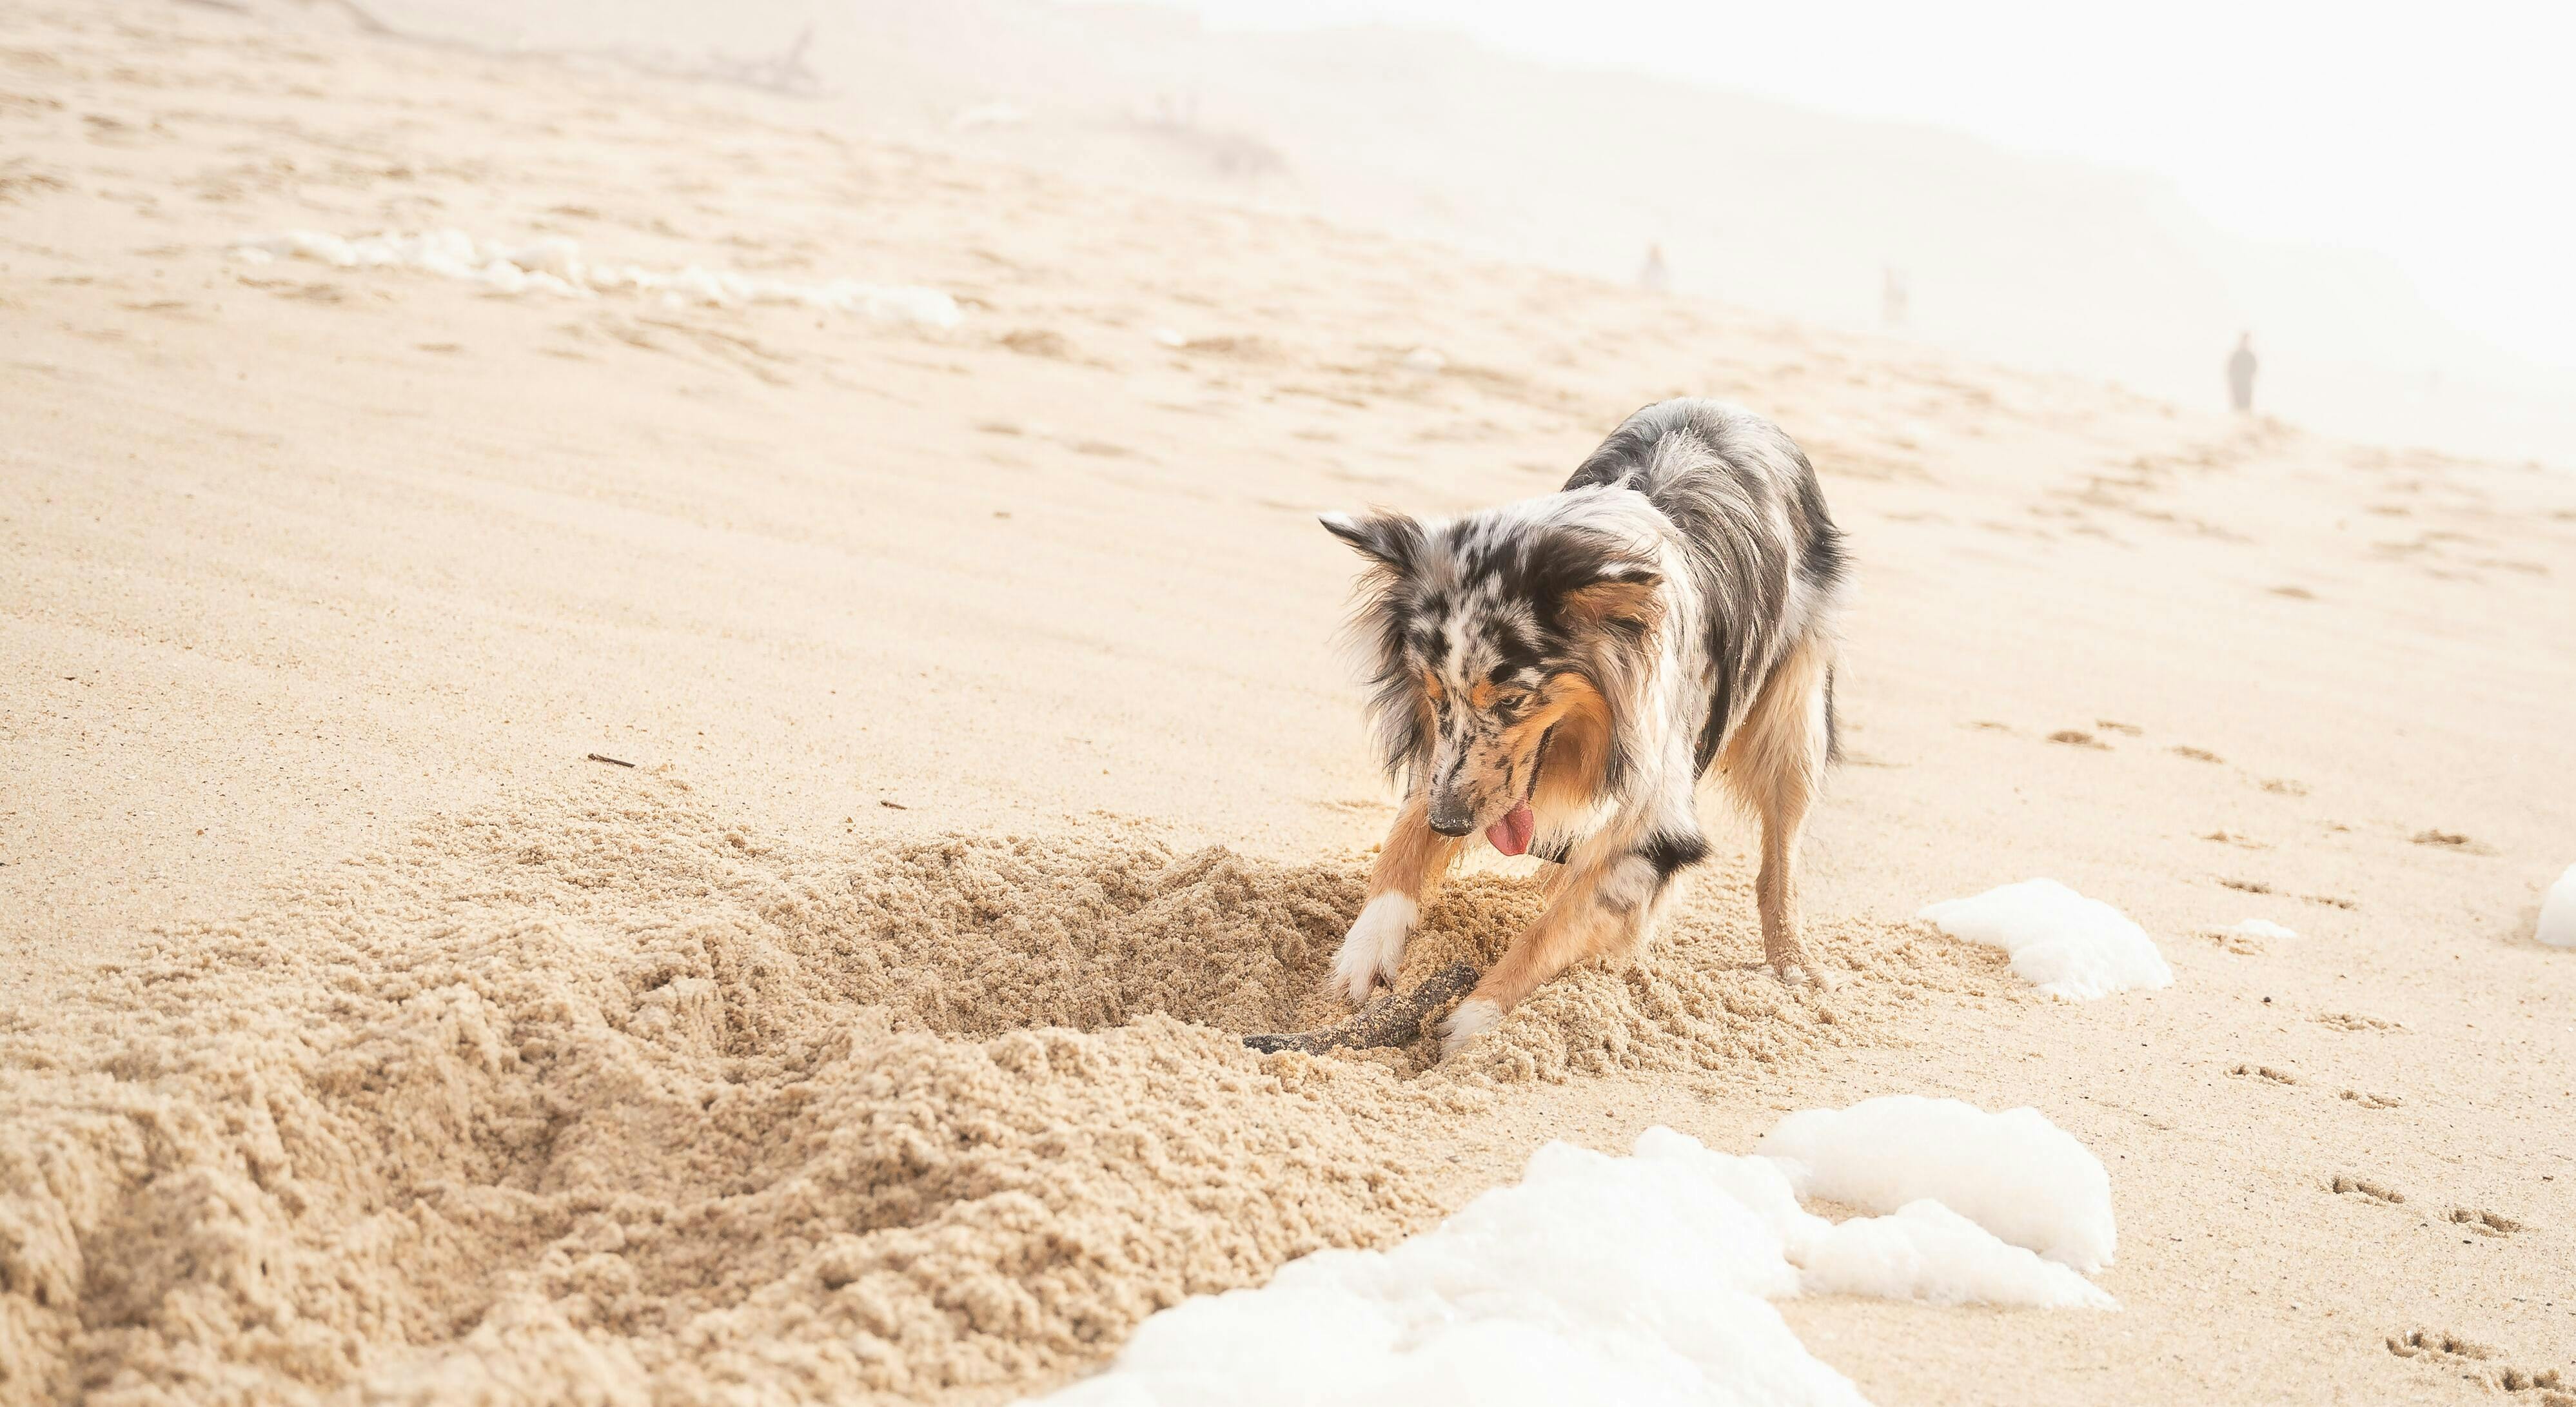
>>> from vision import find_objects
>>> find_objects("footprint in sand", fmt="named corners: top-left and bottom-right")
top-left (2259, 777), bottom-right (2310, 796)
top-left (2047, 729), bottom-right (2109, 750)
top-left (2443, 1207), bottom-right (2528, 1239)
top-left (2339, 1088), bottom-right (2404, 1109)
top-left (2173, 745), bottom-right (2225, 763)
top-left (998, 328), bottom-right (1078, 360)
top-left (2228, 1063), bottom-right (2300, 1086)
top-left (2386, 1330), bottom-right (2571, 1402)
top-left (2410, 829), bottom-right (2495, 855)
top-left (2316, 1011), bottom-right (2404, 1033)
top-left (2330, 1173), bottom-right (2405, 1205)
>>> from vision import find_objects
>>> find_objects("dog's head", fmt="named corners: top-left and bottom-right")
top-left (1321, 507), bottom-right (1662, 854)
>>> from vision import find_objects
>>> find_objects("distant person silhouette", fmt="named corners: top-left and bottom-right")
top-left (1638, 242), bottom-right (1668, 294)
top-left (2227, 332), bottom-right (2257, 413)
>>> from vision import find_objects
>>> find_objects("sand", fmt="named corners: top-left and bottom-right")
top-left (4, 2), bottom-right (2575, 1404)
top-left (1, 782), bottom-right (1437, 1402)
top-left (0, 775), bottom-right (1981, 1404)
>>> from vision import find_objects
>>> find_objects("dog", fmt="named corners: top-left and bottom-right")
top-left (1318, 397), bottom-right (1847, 1056)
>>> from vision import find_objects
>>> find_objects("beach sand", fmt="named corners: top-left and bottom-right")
top-left (4, 3), bottom-right (2573, 1402)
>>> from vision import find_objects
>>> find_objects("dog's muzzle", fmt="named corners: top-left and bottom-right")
top-left (1426, 794), bottom-right (1477, 836)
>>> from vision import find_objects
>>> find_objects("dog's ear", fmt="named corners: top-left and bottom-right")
top-left (1560, 566), bottom-right (1663, 635)
top-left (1319, 511), bottom-right (1424, 575)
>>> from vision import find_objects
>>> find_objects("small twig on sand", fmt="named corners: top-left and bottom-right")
top-left (1243, 963), bottom-right (1479, 1055)
top-left (878, 799), bottom-right (907, 810)
top-left (585, 753), bottom-right (636, 768)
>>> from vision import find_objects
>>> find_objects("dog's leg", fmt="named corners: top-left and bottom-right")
top-left (1331, 792), bottom-right (1464, 1005)
top-left (1444, 843), bottom-right (1678, 1055)
top-left (1722, 637), bottom-right (1834, 980)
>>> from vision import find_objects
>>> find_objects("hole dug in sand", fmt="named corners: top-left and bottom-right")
top-left (0, 780), bottom-right (1978, 1404)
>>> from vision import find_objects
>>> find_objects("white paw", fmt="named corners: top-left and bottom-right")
top-left (1766, 961), bottom-right (1840, 991)
top-left (1330, 893), bottom-right (1417, 1005)
top-left (1439, 997), bottom-right (1501, 1058)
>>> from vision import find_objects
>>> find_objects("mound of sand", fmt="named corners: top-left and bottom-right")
top-left (1402, 872), bottom-right (1984, 1085)
top-left (0, 773), bottom-right (1980, 1404)
top-left (0, 778), bottom-right (1428, 1405)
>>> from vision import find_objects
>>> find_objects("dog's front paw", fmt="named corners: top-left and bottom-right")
top-left (1765, 959), bottom-right (1840, 990)
top-left (1439, 997), bottom-right (1502, 1059)
top-left (1330, 893), bottom-right (1417, 1005)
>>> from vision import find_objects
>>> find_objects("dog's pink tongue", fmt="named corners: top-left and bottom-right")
top-left (1486, 802), bottom-right (1535, 857)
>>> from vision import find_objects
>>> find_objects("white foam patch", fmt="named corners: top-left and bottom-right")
top-left (1632, 1127), bottom-right (2112, 1310)
top-left (1038, 1108), bottom-right (2115, 1405)
top-left (2214, 918), bottom-right (2298, 941)
top-left (1791, 1199), bottom-right (2116, 1308)
top-left (1918, 878), bottom-right (2174, 999)
top-left (1756, 1095), bottom-right (2118, 1273)
top-left (2540, 864), bottom-right (2576, 948)
top-left (230, 228), bottom-right (961, 326)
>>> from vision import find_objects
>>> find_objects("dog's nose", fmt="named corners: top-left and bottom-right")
top-left (1426, 794), bottom-right (1476, 836)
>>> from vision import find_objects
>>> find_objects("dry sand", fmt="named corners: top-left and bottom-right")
top-left (4, 3), bottom-right (2575, 1404)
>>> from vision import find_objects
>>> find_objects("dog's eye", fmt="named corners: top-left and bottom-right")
top-left (1492, 688), bottom-right (1531, 713)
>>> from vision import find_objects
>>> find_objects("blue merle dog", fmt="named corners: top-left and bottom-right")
top-left (1319, 398), bottom-right (1849, 1054)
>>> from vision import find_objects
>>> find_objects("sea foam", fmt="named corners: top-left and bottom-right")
top-left (231, 228), bottom-right (962, 327)
top-left (1918, 878), bottom-right (2174, 999)
top-left (1036, 1101), bottom-right (2118, 1405)
top-left (2540, 864), bottom-right (2576, 948)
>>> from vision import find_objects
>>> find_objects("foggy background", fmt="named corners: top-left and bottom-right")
top-left (326, 0), bottom-right (2576, 468)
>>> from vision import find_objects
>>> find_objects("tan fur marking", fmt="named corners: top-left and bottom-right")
top-left (1368, 789), bottom-right (1464, 902)
top-left (1463, 684), bottom-right (1588, 820)
top-left (1464, 849), bottom-right (1655, 1011)
top-left (1718, 636), bottom-right (1834, 974)
top-left (1527, 676), bottom-right (1613, 821)
top-left (1559, 575), bottom-right (1664, 633)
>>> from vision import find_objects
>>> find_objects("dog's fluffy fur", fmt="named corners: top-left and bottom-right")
top-left (1320, 398), bottom-right (1848, 1054)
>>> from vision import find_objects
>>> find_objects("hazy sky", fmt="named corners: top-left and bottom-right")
top-left (1144, 1), bottom-right (2575, 373)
